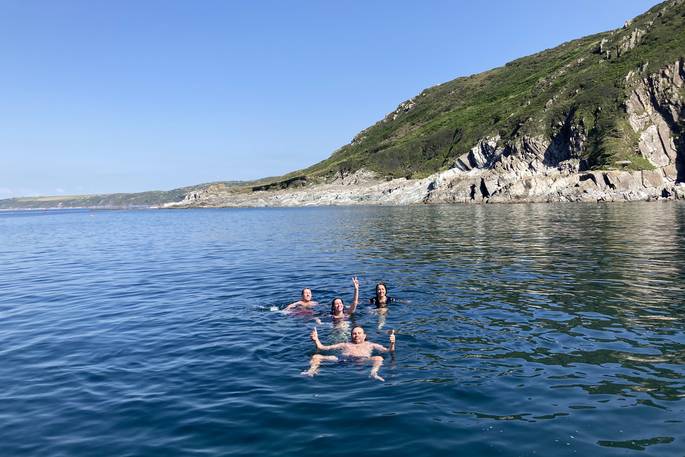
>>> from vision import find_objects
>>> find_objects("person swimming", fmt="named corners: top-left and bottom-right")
top-left (323, 276), bottom-right (360, 339)
top-left (284, 288), bottom-right (318, 313)
top-left (329, 276), bottom-right (359, 319)
top-left (303, 326), bottom-right (395, 381)
top-left (369, 282), bottom-right (396, 308)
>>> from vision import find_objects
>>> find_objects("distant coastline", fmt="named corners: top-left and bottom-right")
top-left (3, 166), bottom-right (684, 211)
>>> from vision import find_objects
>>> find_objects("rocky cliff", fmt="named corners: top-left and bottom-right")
top-left (167, 0), bottom-right (685, 208)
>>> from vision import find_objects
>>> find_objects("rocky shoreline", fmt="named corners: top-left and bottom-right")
top-left (162, 166), bottom-right (684, 209)
top-left (166, 58), bottom-right (683, 209)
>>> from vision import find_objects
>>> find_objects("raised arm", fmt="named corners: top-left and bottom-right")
top-left (310, 327), bottom-right (343, 351)
top-left (372, 330), bottom-right (396, 353)
top-left (348, 276), bottom-right (360, 314)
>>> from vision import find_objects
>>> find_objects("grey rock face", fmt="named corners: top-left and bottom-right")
top-left (642, 169), bottom-right (665, 188)
top-left (167, 62), bottom-right (684, 208)
top-left (164, 162), bottom-right (682, 208)
top-left (385, 98), bottom-right (417, 122)
top-left (454, 136), bottom-right (501, 171)
top-left (627, 60), bottom-right (684, 170)
top-left (617, 28), bottom-right (645, 57)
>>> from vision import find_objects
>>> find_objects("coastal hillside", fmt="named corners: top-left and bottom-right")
top-left (4, 0), bottom-right (684, 209)
top-left (268, 0), bottom-right (685, 184)
top-left (0, 182), bottom-right (244, 210)
top-left (168, 0), bottom-right (684, 207)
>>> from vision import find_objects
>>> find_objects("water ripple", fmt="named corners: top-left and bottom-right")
top-left (0, 203), bottom-right (684, 456)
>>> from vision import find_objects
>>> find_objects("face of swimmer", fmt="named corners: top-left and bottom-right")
top-left (332, 298), bottom-right (344, 315)
top-left (351, 326), bottom-right (366, 344)
top-left (301, 288), bottom-right (312, 302)
top-left (375, 283), bottom-right (387, 298)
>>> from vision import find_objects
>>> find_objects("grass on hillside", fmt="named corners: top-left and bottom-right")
top-left (269, 0), bottom-right (684, 185)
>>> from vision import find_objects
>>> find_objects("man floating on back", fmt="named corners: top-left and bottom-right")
top-left (303, 326), bottom-right (396, 381)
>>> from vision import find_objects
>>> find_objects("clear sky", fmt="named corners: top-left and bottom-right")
top-left (0, 0), bottom-right (662, 198)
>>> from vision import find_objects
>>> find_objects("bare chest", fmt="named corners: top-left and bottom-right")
top-left (341, 343), bottom-right (373, 358)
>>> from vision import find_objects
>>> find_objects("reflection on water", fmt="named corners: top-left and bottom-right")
top-left (0, 203), bottom-right (683, 456)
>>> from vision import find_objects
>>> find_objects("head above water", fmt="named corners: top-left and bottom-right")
top-left (301, 288), bottom-right (312, 302)
top-left (351, 326), bottom-right (366, 344)
top-left (375, 283), bottom-right (387, 299)
top-left (330, 297), bottom-right (344, 316)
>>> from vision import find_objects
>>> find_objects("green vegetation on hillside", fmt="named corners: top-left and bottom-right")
top-left (278, 0), bottom-right (684, 183)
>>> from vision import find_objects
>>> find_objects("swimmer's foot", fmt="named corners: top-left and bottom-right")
top-left (370, 372), bottom-right (385, 382)
top-left (301, 368), bottom-right (319, 377)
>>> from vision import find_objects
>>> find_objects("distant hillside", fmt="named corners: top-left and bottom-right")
top-left (0, 182), bottom-right (244, 209)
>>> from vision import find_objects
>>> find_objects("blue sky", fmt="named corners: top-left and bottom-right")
top-left (0, 0), bottom-right (661, 198)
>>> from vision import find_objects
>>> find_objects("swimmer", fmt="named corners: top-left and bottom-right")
top-left (369, 282), bottom-right (396, 308)
top-left (284, 288), bottom-right (318, 312)
top-left (303, 326), bottom-right (396, 381)
top-left (329, 276), bottom-right (360, 319)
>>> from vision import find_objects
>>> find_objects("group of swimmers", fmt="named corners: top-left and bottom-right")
top-left (284, 277), bottom-right (397, 381)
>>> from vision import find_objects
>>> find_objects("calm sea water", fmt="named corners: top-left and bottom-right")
top-left (1, 203), bottom-right (684, 456)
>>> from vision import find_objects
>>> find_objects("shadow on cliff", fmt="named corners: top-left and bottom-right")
top-left (542, 108), bottom-right (588, 170)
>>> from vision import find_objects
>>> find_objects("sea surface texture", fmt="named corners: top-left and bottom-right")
top-left (1, 204), bottom-right (684, 457)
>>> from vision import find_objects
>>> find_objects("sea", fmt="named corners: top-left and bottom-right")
top-left (1, 203), bottom-right (684, 456)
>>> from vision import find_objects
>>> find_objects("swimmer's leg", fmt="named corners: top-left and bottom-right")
top-left (302, 354), bottom-right (338, 377)
top-left (377, 308), bottom-right (387, 330)
top-left (369, 355), bottom-right (384, 382)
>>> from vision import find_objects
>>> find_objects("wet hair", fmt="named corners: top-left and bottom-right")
top-left (330, 297), bottom-right (344, 315)
top-left (351, 326), bottom-right (365, 337)
top-left (375, 282), bottom-right (388, 299)
top-left (301, 288), bottom-right (312, 298)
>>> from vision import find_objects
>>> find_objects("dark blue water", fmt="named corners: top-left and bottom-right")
top-left (1, 204), bottom-right (684, 456)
